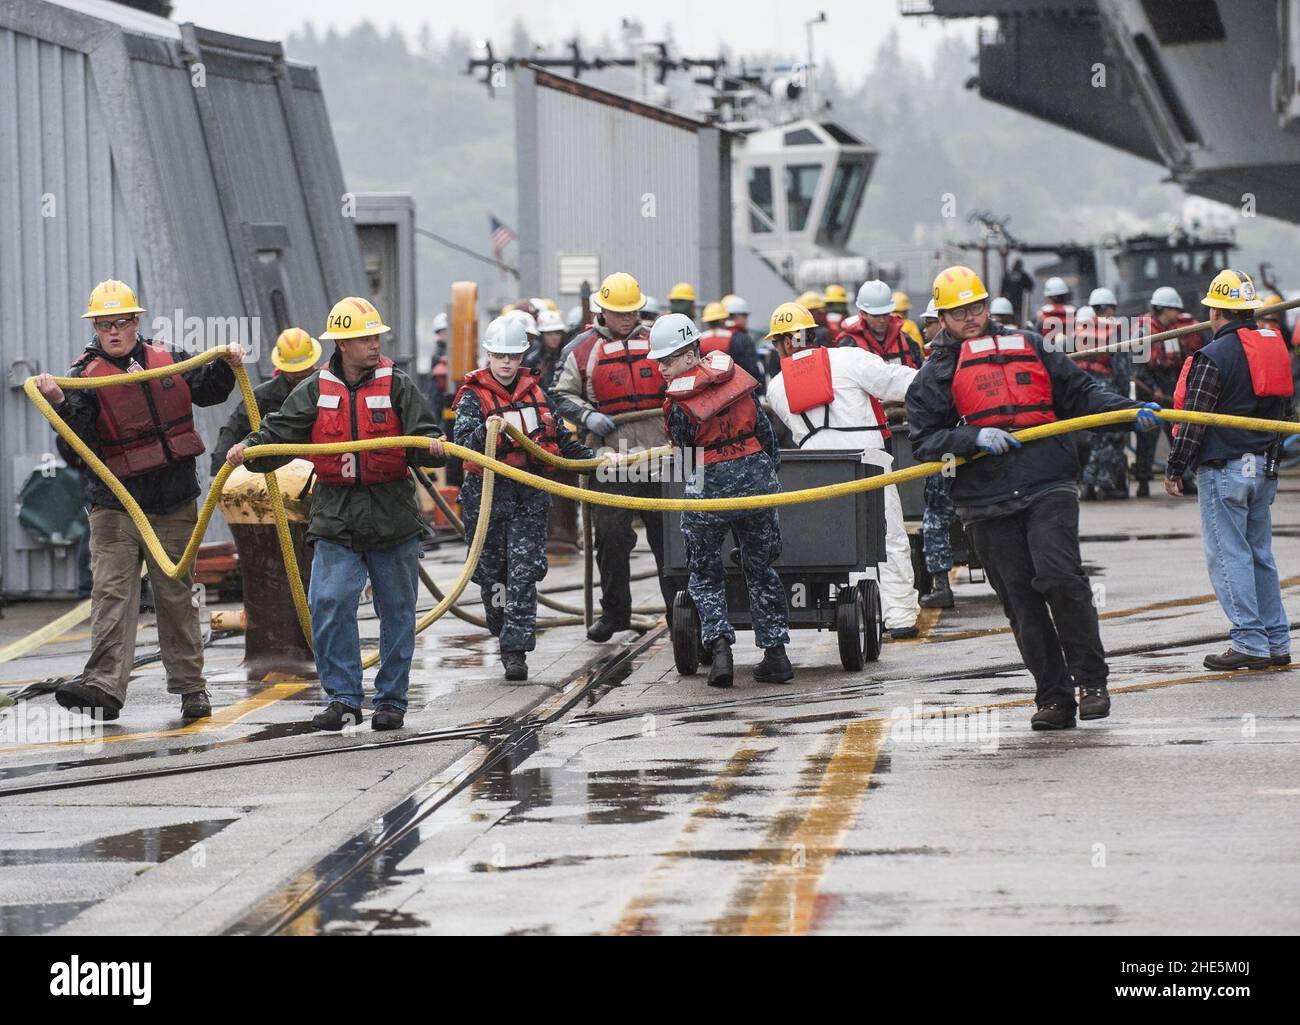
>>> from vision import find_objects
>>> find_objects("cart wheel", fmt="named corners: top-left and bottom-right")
top-left (910, 533), bottom-right (931, 597)
top-left (836, 585), bottom-right (866, 672)
top-left (859, 579), bottom-right (883, 662)
top-left (671, 591), bottom-right (701, 675)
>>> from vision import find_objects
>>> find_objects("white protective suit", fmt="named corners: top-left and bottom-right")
top-left (767, 345), bottom-right (920, 630)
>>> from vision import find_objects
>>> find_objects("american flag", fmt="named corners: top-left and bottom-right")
top-left (489, 215), bottom-right (516, 267)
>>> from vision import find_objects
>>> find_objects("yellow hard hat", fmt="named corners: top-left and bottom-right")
top-left (765, 302), bottom-right (817, 341)
top-left (1202, 269), bottom-right (1263, 311)
top-left (542, 298), bottom-right (559, 312)
top-left (701, 301), bottom-right (728, 325)
top-left (668, 282), bottom-right (697, 303)
top-left (721, 292), bottom-right (741, 307)
top-left (824, 284), bottom-right (848, 304)
top-left (932, 265), bottom-right (990, 311)
top-left (594, 272), bottom-right (646, 313)
top-left (82, 279), bottom-right (146, 319)
top-left (271, 327), bottom-right (322, 373)
top-left (320, 296), bottom-right (392, 340)
top-left (1263, 292), bottom-right (1284, 306)
top-left (501, 303), bottom-right (517, 315)
top-left (892, 290), bottom-right (912, 313)
top-left (796, 290), bottom-right (825, 311)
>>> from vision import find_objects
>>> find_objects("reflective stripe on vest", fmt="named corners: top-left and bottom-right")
top-left (309, 356), bottom-right (408, 486)
top-left (665, 353), bottom-right (762, 464)
top-left (952, 334), bottom-right (1056, 428)
top-left (456, 367), bottom-right (560, 474)
top-left (82, 343), bottom-right (205, 480)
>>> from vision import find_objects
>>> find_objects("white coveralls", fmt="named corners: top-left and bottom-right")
top-left (767, 346), bottom-right (920, 630)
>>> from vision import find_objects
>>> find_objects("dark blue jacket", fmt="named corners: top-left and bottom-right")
top-left (1197, 319), bottom-right (1292, 465)
top-left (906, 322), bottom-right (1140, 508)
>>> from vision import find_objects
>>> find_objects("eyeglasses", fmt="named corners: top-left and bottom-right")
top-left (93, 316), bottom-right (138, 332)
top-left (943, 301), bottom-right (988, 322)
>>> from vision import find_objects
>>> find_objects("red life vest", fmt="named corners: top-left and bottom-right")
top-left (1075, 320), bottom-right (1113, 375)
top-left (455, 367), bottom-right (560, 475)
top-left (663, 352), bottom-right (762, 464)
top-left (699, 327), bottom-right (732, 356)
top-left (1035, 303), bottom-right (1074, 343)
top-left (951, 334), bottom-right (1057, 428)
top-left (310, 357), bottom-right (409, 486)
top-left (1170, 327), bottom-right (1292, 437)
top-left (826, 311), bottom-right (844, 334)
top-left (575, 327), bottom-right (665, 415)
top-left (840, 314), bottom-right (920, 368)
top-left (779, 346), bottom-right (890, 447)
top-left (81, 343), bottom-right (205, 480)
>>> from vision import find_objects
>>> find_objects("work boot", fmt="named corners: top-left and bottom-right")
top-left (372, 706), bottom-right (405, 731)
top-left (586, 617), bottom-right (629, 643)
top-left (1270, 651), bottom-right (1292, 667)
top-left (1031, 704), bottom-right (1076, 731)
top-left (1135, 479), bottom-right (1150, 498)
top-left (919, 574), bottom-right (954, 609)
top-left (707, 638), bottom-right (733, 688)
top-left (753, 645), bottom-right (794, 684)
top-left (502, 651), bottom-right (528, 681)
top-left (311, 702), bottom-right (362, 732)
top-left (1203, 648), bottom-right (1271, 671)
top-left (180, 690), bottom-right (212, 722)
top-left (1078, 684), bottom-right (1111, 721)
top-left (889, 625), bottom-right (919, 640)
top-left (54, 681), bottom-right (121, 722)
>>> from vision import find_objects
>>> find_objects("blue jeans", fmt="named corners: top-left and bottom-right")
top-left (308, 536), bottom-right (420, 713)
top-left (1197, 458), bottom-right (1290, 658)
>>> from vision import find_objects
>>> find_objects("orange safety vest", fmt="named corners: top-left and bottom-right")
top-left (951, 334), bottom-right (1057, 429)
top-left (455, 367), bottom-right (561, 475)
top-left (310, 357), bottom-right (408, 486)
top-left (574, 327), bottom-right (665, 415)
top-left (780, 346), bottom-right (889, 447)
top-left (663, 352), bottom-right (762, 464)
top-left (1171, 326), bottom-right (1294, 437)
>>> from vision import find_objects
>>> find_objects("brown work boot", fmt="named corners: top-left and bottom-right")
top-left (54, 681), bottom-right (122, 721)
top-left (1030, 704), bottom-right (1076, 731)
top-left (180, 690), bottom-right (212, 722)
top-left (1078, 684), bottom-right (1111, 721)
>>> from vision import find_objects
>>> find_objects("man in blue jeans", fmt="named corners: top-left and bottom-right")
top-left (228, 297), bottom-right (446, 731)
top-left (1165, 270), bottom-right (1294, 671)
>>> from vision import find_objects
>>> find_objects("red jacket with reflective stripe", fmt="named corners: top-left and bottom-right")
top-left (82, 343), bottom-right (205, 480)
top-left (663, 352), bottom-right (762, 464)
top-left (310, 356), bottom-right (408, 486)
top-left (951, 334), bottom-right (1057, 429)
top-left (455, 367), bottom-right (560, 475)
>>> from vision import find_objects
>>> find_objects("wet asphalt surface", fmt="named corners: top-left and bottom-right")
top-left (1, 482), bottom-right (1298, 935)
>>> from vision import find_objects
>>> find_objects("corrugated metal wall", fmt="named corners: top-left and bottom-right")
top-left (0, 27), bottom-right (142, 596)
top-left (518, 68), bottom-right (731, 305)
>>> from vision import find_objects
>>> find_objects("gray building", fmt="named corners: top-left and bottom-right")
top-left (0, 0), bottom-right (366, 598)
top-left (514, 64), bottom-right (734, 307)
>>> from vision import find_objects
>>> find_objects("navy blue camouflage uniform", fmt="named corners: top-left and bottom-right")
top-left (1079, 351), bottom-right (1133, 492)
top-left (454, 384), bottom-right (594, 653)
top-left (921, 473), bottom-right (955, 573)
top-left (666, 395), bottom-right (790, 649)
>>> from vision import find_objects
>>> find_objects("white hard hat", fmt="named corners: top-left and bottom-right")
top-left (647, 313), bottom-right (700, 360)
top-left (483, 316), bottom-right (530, 354)
top-left (1075, 305), bottom-right (1096, 324)
top-left (1150, 285), bottom-right (1184, 310)
top-left (432, 312), bottom-right (449, 333)
top-left (566, 305), bottom-right (584, 331)
top-left (507, 309), bottom-right (538, 336)
top-left (537, 309), bottom-right (565, 333)
top-left (1044, 276), bottom-right (1069, 297)
top-left (921, 298), bottom-right (940, 322)
top-left (989, 296), bottom-right (1014, 316)
top-left (530, 298), bottom-right (548, 313)
top-left (722, 294), bottom-right (750, 316)
top-left (1088, 287), bottom-right (1118, 307)
top-left (640, 295), bottom-right (662, 316)
top-left (855, 279), bottom-right (895, 315)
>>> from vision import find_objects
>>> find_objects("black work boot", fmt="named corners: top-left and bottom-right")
top-left (1078, 684), bottom-right (1111, 721)
top-left (180, 690), bottom-right (212, 722)
top-left (586, 617), bottom-right (629, 643)
top-left (311, 702), bottom-right (362, 732)
top-left (1270, 651), bottom-right (1292, 667)
top-left (919, 573), bottom-right (954, 609)
top-left (707, 638), bottom-right (734, 688)
top-left (372, 706), bottom-right (405, 731)
top-left (1030, 703), bottom-right (1077, 731)
top-left (54, 681), bottom-right (122, 722)
top-left (753, 645), bottom-right (794, 684)
top-left (1135, 479), bottom-right (1150, 498)
top-left (1203, 648), bottom-right (1271, 671)
top-left (502, 651), bottom-right (529, 681)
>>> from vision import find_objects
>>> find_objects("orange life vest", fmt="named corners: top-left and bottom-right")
top-left (455, 367), bottom-right (560, 475)
top-left (663, 352), bottom-right (762, 464)
top-left (310, 357), bottom-right (409, 486)
top-left (699, 327), bottom-right (732, 356)
top-left (1035, 303), bottom-right (1074, 343)
top-left (951, 334), bottom-right (1057, 429)
top-left (840, 314), bottom-right (920, 368)
top-left (575, 327), bottom-right (665, 415)
top-left (81, 343), bottom-right (205, 479)
top-left (1170, 327), bottom-right (1292, 437)
top-left (779, 346), bottom-right (890, 447)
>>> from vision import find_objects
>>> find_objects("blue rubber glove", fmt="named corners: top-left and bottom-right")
top-left (1135, 401), bottom-right (1162, 432)
top-left (584, 411), bottom-right (617, 437)
top-left (976, 427), bottom-right (1022, 455)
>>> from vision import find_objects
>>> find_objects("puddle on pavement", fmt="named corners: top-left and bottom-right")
top-left (0, 817), bottom-right (236, 867)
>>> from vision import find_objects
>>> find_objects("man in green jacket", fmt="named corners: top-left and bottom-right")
top-left (227, 298), bottom-right (445, 732)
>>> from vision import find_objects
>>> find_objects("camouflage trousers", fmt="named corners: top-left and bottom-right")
top-left (922, 473), bottom-right (955, 573)
top-left (460, 475), bottom-right (549, 653)
top-left (1081, 372), bottom-right (1130, 492)
top-left (681, 507), bottom-right (790, 649)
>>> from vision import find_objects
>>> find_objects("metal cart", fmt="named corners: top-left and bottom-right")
top-left (660, 450), bottom-right (886, 674)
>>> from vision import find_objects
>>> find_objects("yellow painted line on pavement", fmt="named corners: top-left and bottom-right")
top-left (0, 680), bottom-right (310, 753)
top-left (0, 599), bottom-right (93, 664)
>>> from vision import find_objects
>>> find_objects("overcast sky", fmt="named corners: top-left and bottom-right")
top-left (171, 0), bottom-right (979, 87)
